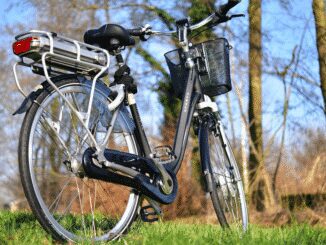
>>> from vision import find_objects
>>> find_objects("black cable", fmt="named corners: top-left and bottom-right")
top-left (189, 14), bottom-right (242, 41)
top-left (189, 24), bottom-right (216, 41)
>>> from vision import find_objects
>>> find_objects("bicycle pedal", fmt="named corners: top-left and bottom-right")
top-left (140, 205), bottom-right (161, 223)
top-left (153, 145), bottom-right (175, 162)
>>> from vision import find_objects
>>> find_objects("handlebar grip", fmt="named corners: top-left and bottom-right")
top-left (127, 28), bottom-right (144, 37)
top-left (217, 0), bottom-right (241, 16)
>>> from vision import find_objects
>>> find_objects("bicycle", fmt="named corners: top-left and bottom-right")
top-left (12, 0), bottom-right (247, 242)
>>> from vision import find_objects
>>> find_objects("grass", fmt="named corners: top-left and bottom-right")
top-left (0, 211), bottom-right (325, 244)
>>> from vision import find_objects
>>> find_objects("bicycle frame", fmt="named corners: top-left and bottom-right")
top-left (130, 66), bottom-right (203, 175)
top-left (75, 54), bottom-right (210, 204)
top-left (13, 1), bottom-right (249, 239)
top-left (12, 29), bottom-right (217, 204)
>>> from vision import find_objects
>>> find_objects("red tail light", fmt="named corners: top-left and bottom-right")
top-left (12, 37), bottom-right (38, 55)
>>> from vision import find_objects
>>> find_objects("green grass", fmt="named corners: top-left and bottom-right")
top-left (0, 211), bottom-right (325, 244)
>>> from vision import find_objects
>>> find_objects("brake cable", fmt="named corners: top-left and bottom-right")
top-left (189, 14), bottom-right (245, 41)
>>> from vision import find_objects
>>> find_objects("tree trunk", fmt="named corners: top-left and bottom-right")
top-left (240, 111), bottom-right (249, 194)
top-left (248, 0), bottom-right (265, 211)
top-left (312, 0), bottom-right (326, 117)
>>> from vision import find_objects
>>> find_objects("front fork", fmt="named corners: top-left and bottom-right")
top-left (196, 105), bottom-right (236, 195)
top-left (195, 95), bottom-right (221, 193)
top-left (197, 112), bottom-right (216, 193)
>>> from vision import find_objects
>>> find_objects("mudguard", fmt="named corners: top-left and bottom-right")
top-left (198, 115), bottom-right (215, 193)
top-left (12, 87), bottom-right (43, 115)
top-left (13, 74), bottom-right (135, 133)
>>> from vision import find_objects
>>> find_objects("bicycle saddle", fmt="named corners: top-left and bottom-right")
top-left (84, 24), bottom-right (135, 51)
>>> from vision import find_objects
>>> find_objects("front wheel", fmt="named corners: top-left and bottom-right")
top-left (207, 121), bottom-right (248, 231)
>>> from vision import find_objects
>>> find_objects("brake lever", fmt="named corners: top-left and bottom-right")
top-left (213, 13), bottom-right (245, 25)
top-left (229, 14), bottom-right (245, 19)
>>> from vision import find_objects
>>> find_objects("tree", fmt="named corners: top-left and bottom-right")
top-left (248, 0), bottom-right (277, 211)
top-left (312, 0), bottom-right (326, 117)
top-left (248, 0), bottom-right (264, 211)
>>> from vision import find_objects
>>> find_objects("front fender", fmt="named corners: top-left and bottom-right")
top-left (198, 115), bottom-right (216, 193)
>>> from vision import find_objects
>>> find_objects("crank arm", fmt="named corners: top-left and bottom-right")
top-left (145, 197), bottom-right (162, 216)
top-left (150, 155), bottom-right (174, 195)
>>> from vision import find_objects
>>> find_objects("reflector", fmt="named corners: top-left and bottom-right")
top-left (12, 30), bottom-right (110, 77)
top-left (12, 37), bottom-right (38, 55)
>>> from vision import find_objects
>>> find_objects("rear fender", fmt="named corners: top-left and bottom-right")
top-left (13, 75), bottom-right (135, 134)
top-left (12, 84), bottom-right (44, 115)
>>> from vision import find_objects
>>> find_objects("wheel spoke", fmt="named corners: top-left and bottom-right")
top-left (35, 122), bottom-right (71, 159)
top-left (98, 181), bottom-right (122, 215)
top-left (48, 178), bottom-right (72, 213)
top-left (75, 177), bottom-right (87, 236)
top-left (234, 193), bottom-right (239, 221)
top-left (38, 102), bottom-right (91, 149)
top-left (88, 186), bottom-right (96, 237)
top-left (57, 192), bottom-right (79, 222)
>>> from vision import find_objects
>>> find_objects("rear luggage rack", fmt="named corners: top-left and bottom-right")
top-left (12, 30), bottom-right (111, 150)
top-left (13, 30), bottom-right (110, 97)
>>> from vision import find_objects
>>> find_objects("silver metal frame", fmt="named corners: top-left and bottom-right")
top-left (12, 30), bottom-right (126, 151)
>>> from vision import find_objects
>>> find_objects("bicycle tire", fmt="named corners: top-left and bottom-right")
top-left (18, 75), bottom-right (140, 242)
top-left (208, 123), bottom-right (248, 231)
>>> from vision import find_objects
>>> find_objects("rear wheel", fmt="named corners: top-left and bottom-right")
top-left (208, 122), bottom-right (248, 231)
top-left (19, 76), bottom-right (140, 242)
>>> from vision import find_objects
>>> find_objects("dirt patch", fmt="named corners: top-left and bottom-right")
top-left (249, 208), bottom-right (326, 227)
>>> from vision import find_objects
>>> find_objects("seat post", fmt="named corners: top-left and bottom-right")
top-left (110, 48), bottom-right (152, 157)
top-left (113, 49), bottom-right (124, 67)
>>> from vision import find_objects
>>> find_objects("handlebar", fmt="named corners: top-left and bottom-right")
top-left (216, 0), bottom-right (241, 16)
top-left (127, 28), bottom-right (143, 37)
top-left (128, 0), bottom-right (241, 37)
top-left (109, 1), bottom-right (241, 112)
top-left (127, 25), bottom-right (152, 41)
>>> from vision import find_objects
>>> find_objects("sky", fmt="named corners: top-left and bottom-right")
top-left (0, 0), bottom-right (324, 148)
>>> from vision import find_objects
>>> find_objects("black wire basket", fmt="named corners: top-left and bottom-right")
top-left (164, 38), bottom-right (232, 98)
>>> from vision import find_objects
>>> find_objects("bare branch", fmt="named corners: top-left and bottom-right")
top-left (135, 46), bottom-right (169, 79)
top-left (114, 3), bottom-right (176, 30)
